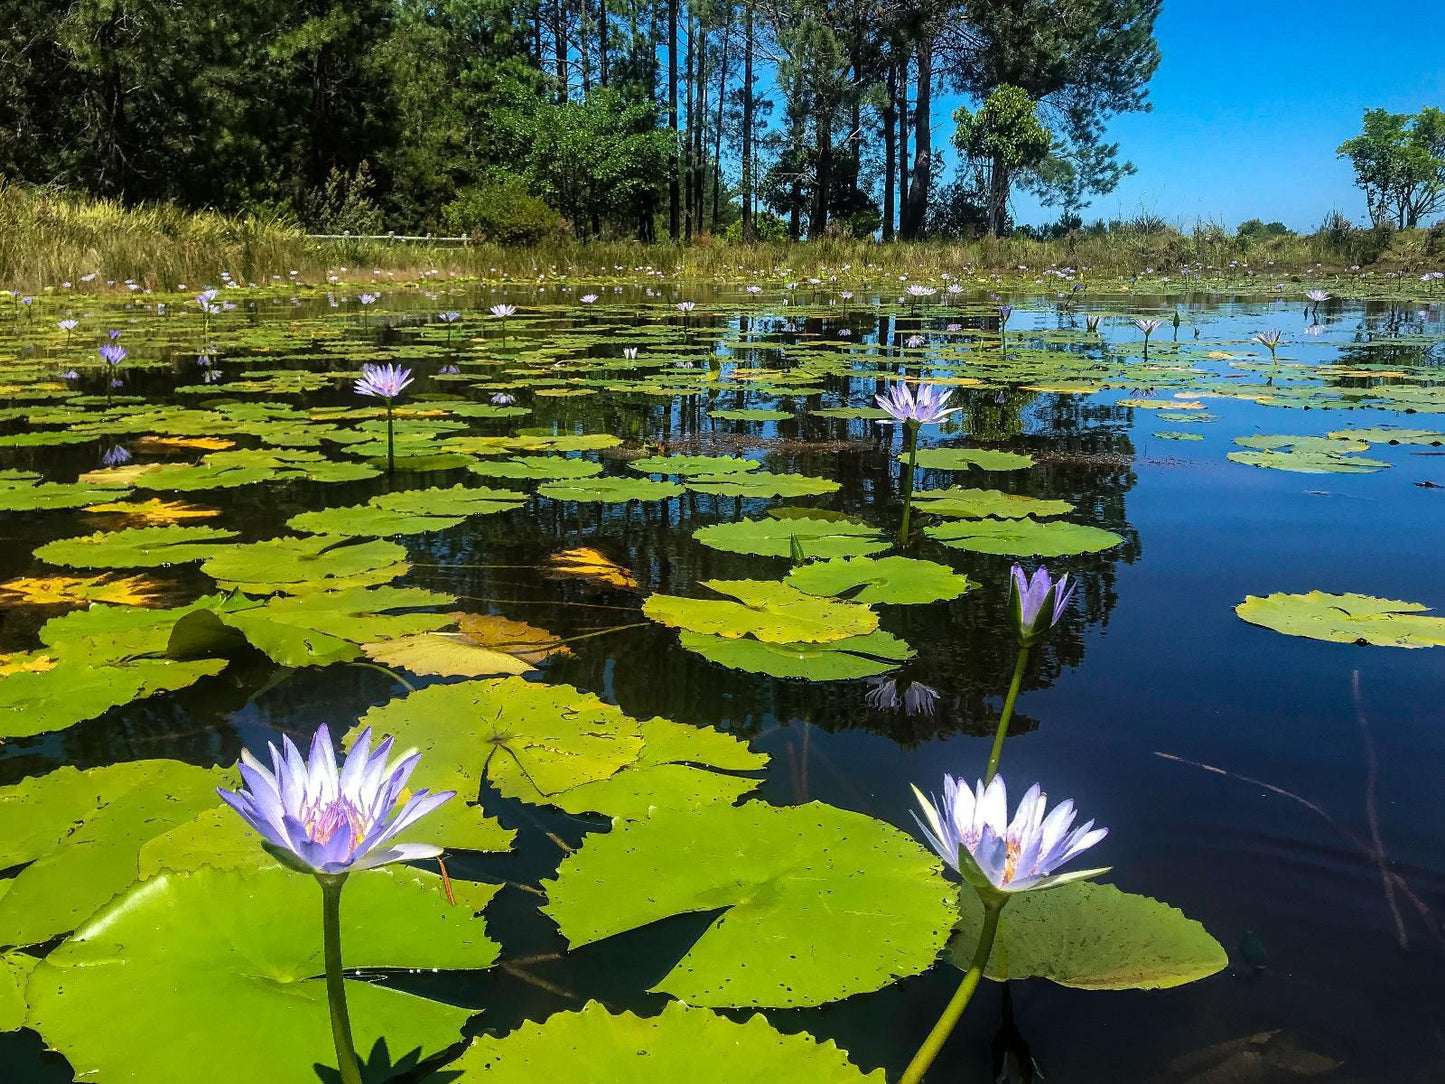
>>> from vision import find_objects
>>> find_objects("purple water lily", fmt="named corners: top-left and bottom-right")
top-left (437, 311), bottom-right (461, 323)
top-left (218, 724), bottom-right (453, 875)
top-left (490, 392), bottom-right (516, 405)
top-left (911, 774), bottom-right (1109, 896)
top-left (865, 677), bottom-right (941, 718)
top-left (354, 362), bottom-right (413, 400)
top-left (875, 383), bottom-right (960, 426)
top-left (1008, 563), bottom-right (1075, 646)
top-left (98, 341), bottom-right (127, 366)
top-left (101, 445), bottom-right (132, 467)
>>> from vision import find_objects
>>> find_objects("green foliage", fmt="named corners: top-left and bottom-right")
top-left (1235, 591), bottom-right (1445, 648)
top-left (444, 1001), bottom-right (886, 1081)
top-left (1338, 107), bottom-right (1445, 228)
top-left (441, 175), bottom-right (565, 245)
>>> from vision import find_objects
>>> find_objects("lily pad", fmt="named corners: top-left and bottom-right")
top-left (35, 525), bottom-right (239, 568)
top-left (645, 580), bottom-right (878, 644)
top-left (911, 487), bottom-right (1073, 520)
top-left (539, 477), bottom-right (683, 502)
top-left (27, 865), bottom-right (500, 1084)
top-left (630, 454), bottom-right (760, 476)
top-left (1235, 591), bottom-right (1445, 648)
top-left (350, 677), bottom-right (764, 819)
top-left (694, 514), bottom-right (888, 559)
top-left (785, 556), bottom-right (973, 605)
top-left (684, 472), bottom-right (840, 498)
top-left (201, 536), bottom-right (411, 595)
top-left (442, 1000), bottom-right (884, 1082)
top-left (925, 517), bottom-right (1124, 557)
top-left (907, 448), bottom-right (1034, 471)
top-left (0, 760), bottom-right (226, 946)
top-left (677, 629), bottom-right (914, 680)
top-left (948, 880), bottom-right (1227, 990)
top-left (288, 486), bottom-right (524, 537)
top-left (542, 801), bottom-right (955, 1007)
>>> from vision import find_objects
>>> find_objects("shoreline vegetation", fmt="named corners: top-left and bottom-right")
top-left (3, 183), bottom-right (1444, 295)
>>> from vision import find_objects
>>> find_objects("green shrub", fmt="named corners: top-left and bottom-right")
top-left (441, 176), bottom-right (564, 246)
top-left (722, 211), bottom-right (790, 243)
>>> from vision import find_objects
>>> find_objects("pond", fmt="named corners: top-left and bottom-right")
top-left (3, 276), bottom-right (1445, 1083)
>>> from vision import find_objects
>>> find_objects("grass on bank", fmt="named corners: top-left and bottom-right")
top-left (2, 182), bottom-right (1443, 293)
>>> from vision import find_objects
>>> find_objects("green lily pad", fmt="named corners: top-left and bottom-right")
top-left (539, 477), bottom-right (683, 502)
top-left (214, 587), bottom-right (456, 666)
top-left (1235, 591), bottom-right (1445, 648)
top-left (1227, 434), bottom-right (1389, 474)
top-left (912, 487), bottom-right (1073, 519)
top-left (201, 536), bottom-right (411, 595)
top-left (645, 580), bottom-right (878, 644)
top-left (288, 486), bottom-right (524, 537)
top-left (684, 472), bottom-right (840, 498)
top-left (34, 525), bottom-right (239, 568)
top-left (468, 456), bottom-right (603, 481)
top-left (442, 1000), bottom-right (884, 1082)
top-left (948, 881), bottom-right (1228, 990)
top-left (542, 801), bottom-right (955, 1007)
top-left (0, 951), bottom-right (36, 1032)
top-left (925, 518), bottom-right (1123, 557)
top-left (1327, 427), bottom-right (1445, 445)
top-left (27, 865), bottom-right (500, 1084)
top-left (350, 677), bottom-right (765, 819)
top-left (677, 629), bottom-right (914, 680)
top-left (710, 407), bottom-right (793, 421)
top-left (785, 556), bottom-right (973, 605)
top-left (0, 760), bottom-right (227, 946)
top-left (630, 454), bottom-right (760, 475)
top-left (0, 477), bottom-right (130, 512)
top-left (907, 448), bottom-right (1035, 471)
top-left (694, 514), bottom-right (889, 559)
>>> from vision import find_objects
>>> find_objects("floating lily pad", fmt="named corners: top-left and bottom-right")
top-left (925, 518), bottom-right (1123, 556)
top-left (542, 801), bottom-right (955, 1007)
top-left (468, 456), bottom-right (603, 481)
top-left (35, 525), bottom-right (239, 568)
top-left (201, 536), bottom-right (410, 595)
top-left (912, 487), bottom-right (1073, 519)
top-left (694, 514), bottom-right (888, 559)
top-left (0, 760), bottom-right (226, 946)
top-left (0, 477), bottom-right (130, 512)
top-left (362, 633), bottom-right (534, 677)
top-left (1327, 427), bottom-right (1445, 446)
top-left (710, 407), bottom-right (793, 421)
top-left (443, 1000), bottom-right (884, 1082)
top-left (907, 448), bottom-right (1034, 471)
top-left (214, 587), bottom-right (456, 666)
top-left (288, 486), bottom-right (524, 537)
top-left (350, 677), bottom-right (764, 819)
top-left (677, 628), bottom-right (914, 680)
top-left (1227, 435), bottom-right (1389, 474)
top-left (785, 556), bottom-right (973, 605)
top-left (27, 865), bottom-right (500, 1084)
top-left (645, 580), bottom-right (878, 644)
top-left (948, 881), bottom-right (1227, 991)
top-left (630, 454), bottom-right (760, 476)
top-left (685, 472), bottom-right (840, 498)
top-left (539, 477), bottom-right (683, 502)
top-left (0, 951), bottom-right (35, 1031)
top-left (1235, 591), bottom-right (1445, 648)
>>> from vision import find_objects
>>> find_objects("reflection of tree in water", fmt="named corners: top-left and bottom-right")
top-left (1331, 301), bottom-right (1445, 376)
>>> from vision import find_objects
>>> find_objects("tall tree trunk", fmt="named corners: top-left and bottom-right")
top-left (897, 59), bottom-right (909, 217)
top-left (555, 0), bottom-right (568, 102)
top-left (901, 36), bottom-right (931, 240)
top-left (711, 22), bottom-right (731, 231)
top-left (598, 0), bottom-right (608, 87)
top-left (684, 13), bottom-right (694, 242)
top-left (668, 0), bottom-right (680, 240)
top-left (692, 15), bottom-right (706, 233)
top-left (882, 61), bottom-right (896, 242)
top-left (741, 3), bottom-right (754, 240)
top-left (987, 153), bottom-right (1008, 236)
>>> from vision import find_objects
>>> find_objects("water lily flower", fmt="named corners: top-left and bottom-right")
top-left (999, 304), bottom-right (1012, 324)
top-left (58, 369), bottom-right (79, 380)
top-left (907, 284), bottom-right (937, 298)
top-left (358, 293), bottom-right (379, 305)
top-left (1007, 563), bottom-right (1074, 646)
top-left (437, 311), bottom-right (460, 323)
top-left (101, 446), bottom-right (132, 467)
top-left (580, 294), bottom-right (598, 304)
top-left (354, 363), bottom-right (413, 400)
top-left (438, 363), bottom-right (461, 375)
top-left (905, 333), bottom-right (926, 348)
top-left (1085, 314), bottom-right (1101, 332)
top-left (746, 285), bottom-right (762, 294)
top-left (676, 301), bottom-right (695, 312)
top-left (218, 724), bottom-right (453, 876)
top-left (98, 341), bottom-right (127, 366)
top-left (911, 775), bottom-right (1108, 897)
top-left (623, 347), bottom-right (638, 359)
top-left (1252, 329), bottom-right (1283, 361)
top-left (875, 383), bottom-right (960, 426)
top-left (58, 319), bottom-right (77, 333)
top-left (1134, 318), bottom-right (1164, 335)
top-left (490, 392), bottom-right (516, 405)
top-left (1306, 289), bottom-right (1330, 304)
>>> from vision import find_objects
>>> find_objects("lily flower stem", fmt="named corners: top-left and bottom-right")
top-left (898, 899), bottom-right (1005, 1084)
top-left (985, 646), bottom-right (1030, 783)
top-left (385, 400), bottom-right (394, 475)
top-left (899, 421), bottom-right (920, 548)
top-left (319, 874), bottom-right (364, 1084)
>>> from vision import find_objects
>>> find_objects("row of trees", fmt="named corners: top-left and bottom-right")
top-left (0, 0), bottom-right (1162, 241)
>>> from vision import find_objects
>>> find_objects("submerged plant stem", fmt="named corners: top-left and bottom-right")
top-left (898, 899), bottom-right (1004, 1084)
top-left (986, 646), bottom-right (1029, 783)
top-left (319, 875), bottom-right (363, 1084)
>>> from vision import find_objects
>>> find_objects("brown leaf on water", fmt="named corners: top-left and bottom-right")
top-left (132, 435), bottom-right (236, 453)
top-left (77, 463), bottom-right (156, 486)
top-left (542, 547), bottom-right (638, 590)
top-left (82, 498), bottom-right (221, 525)
top-left (0, 573), bottom-right (168, 608)
top-left (452, 612), bottom-right (573, 665)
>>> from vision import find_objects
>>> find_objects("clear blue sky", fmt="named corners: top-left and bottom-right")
top-left (985, 0), bottom-right (1445, 231)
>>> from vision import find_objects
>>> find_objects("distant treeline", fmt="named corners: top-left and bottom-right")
top-left (0, 0), bottom-right (1166, 244)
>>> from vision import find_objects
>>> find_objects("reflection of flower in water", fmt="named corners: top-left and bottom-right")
top-left (101, 446), bottom-right (132, 467)
top-left (865, 676), bottom-right (940, 718)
